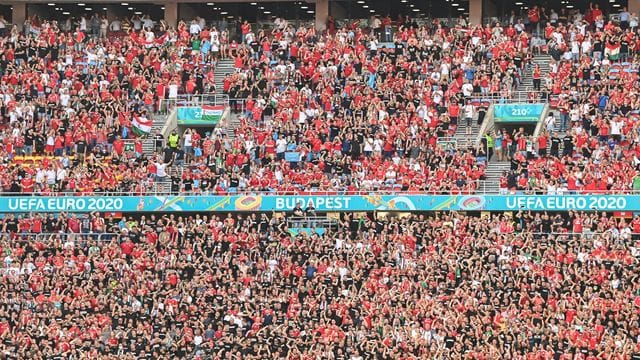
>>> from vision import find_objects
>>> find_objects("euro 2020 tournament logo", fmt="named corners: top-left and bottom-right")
top-left (458, 196), bottom-right (486, 211)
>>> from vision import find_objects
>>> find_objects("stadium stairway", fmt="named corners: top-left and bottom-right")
top-left (140, 114), bottom-right (170, 154)
top-left (212, 59), bottom-right (241, 141)
top-left (545, 113), bottom-right (566, 155)
top-left (223, 113), bottom-right (242, 140)
top-left (451, 120), bottom-right (480, 147)
top-left (520, 54), bottom-right (552, 91)
top-left (152, 113), bottom-right (168, 133)
top-left (483, 161), bottom-right (511, 192)
top-left (214, 59), bottom-right (235, 93)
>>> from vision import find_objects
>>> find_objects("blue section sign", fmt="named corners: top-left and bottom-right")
top-left (176, 107), bottom-right (201, 121)
top-left (0, 194), bottom-right (636, 213)
top-left (494, 103), bottom-right (545, 122)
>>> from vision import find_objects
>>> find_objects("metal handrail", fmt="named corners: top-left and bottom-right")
top-left (463, 91), bottom-right (550, 104)
top-left (4, 185), bottom-right (640, 196)
top-left (528, 231), bottom-right (640, 243)
top-left (0, 188), bottom-right (485, 197)
top-left (121, 138), bottom-right (162, 151)
top-left (0, 232), bottom-right (121, 243)
top-left (158, 94), bottom-right (230, 115)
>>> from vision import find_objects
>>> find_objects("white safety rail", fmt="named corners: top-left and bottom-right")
top-left (157, 94), bottom-right (230, 115)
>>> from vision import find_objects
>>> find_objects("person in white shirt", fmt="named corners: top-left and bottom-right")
top-left (610, 118), bottom-right (624, 141)
top-left (0, 15), bottom-right (6, 34)
top-left (56, 168), bottom-right (67, 182)
top-left (189, 20), bottom-right (201, 35)
top-left (142, 15), bottom-right (154, 29)
top-left (183, 129), bottom-right (193, 160)
top-left (109, 18), bottom-right (122, 32)
top-left (155, 160), bottom-right (168, 179)
top-left (210, 27), bottom-right (220, 45)
top-left (581, 38), bottom-right (592, 56)
top-left (514, 20), bottom-right (525, 33)
top-left (275, 136), bottom-right (287, 159)
top-left (79, 16), bottom-right (87, 32)
top-left (549, 9), bottom-right (559, 24)
top-left (630, 13), bottom-right (639, 30)
top-left (462, 81), bottom-right (474, 98)
top-left (545, 112), bottom-right (556, 133)
top-left (168, 83), bottom-right (179, 99)
top-left (132, 16), bottom-right (142, 31)
top-left (440, 62), bottom-right (450, 81)
top-left (245, 31), bottom-right (255, 44)
top-left (463, 101), bottom-right (475, 135)
top-left (46, 168), bottom-right (56, 186)
top-left (571, 40), bottom-right (580, 61)
top-left (59, 89), bottom-right (70, 107)
top-left (35, 168), bottom-right (45, 185)
top-left (384, 168), bottom-right (396, 185)
top-left (144, 29), bottom-right (155, 44)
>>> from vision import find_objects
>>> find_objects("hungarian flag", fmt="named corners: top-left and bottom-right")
top-left (605, 42), bottom-right (621, 61)
top-left (131, 114), bottom-right (152, 136)
top-left (155, 33), bottom-right (168, 45)
top-left (201, 105), bottom-right (224, 123)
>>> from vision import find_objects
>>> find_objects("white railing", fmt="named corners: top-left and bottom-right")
top-left (157, 94), bottom-right (230, 115)
top-left (0, 232), bottom-right (121, 245)
top-left (3, 180), bottom-right (640, 196)
top-left (465, 91), bottom-right (550, 104)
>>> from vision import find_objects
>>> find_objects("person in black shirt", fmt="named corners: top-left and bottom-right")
top-left (182, 175), bottom-right (193, 193)
top-left (154, 131), bottom-right (164, 152)
top-left (510, 156), bottom-right (520, 171)
top-left (562, 131), bottom-right (574, 157)
top-left (323, 156), bottom-right (334, 174)
top-left (195, 68), bottom-right (205, 94)
top-left (3, 214), bottom-right (17, 233)
top-left (162, 146), bottom-right (174, 165)
top-left (25, 129), bottom-right (35, 156)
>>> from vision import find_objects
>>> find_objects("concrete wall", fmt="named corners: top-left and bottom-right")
top-left (11, 3), bottom-right (26, 29)
top-left (315, 0), bottom-right (328, 31)
top-left (469, 0), bottom-right (482, 25)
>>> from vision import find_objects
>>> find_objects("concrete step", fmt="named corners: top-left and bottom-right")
top-left (213, 59), bottom-right (236, 94)
top-left (483, 161), bottom-right (512, 191)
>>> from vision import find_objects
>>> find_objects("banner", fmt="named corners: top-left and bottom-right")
top-left (0, 194), bottom-right (636, 213)
top-left (494, 104), bottom-right (545, 123)
top-left (132, 115), bottom-right (152, 136)
top-left (201, 105), bottom-right (224, 122)
top-left (177, 106), bottom-right (225, 126)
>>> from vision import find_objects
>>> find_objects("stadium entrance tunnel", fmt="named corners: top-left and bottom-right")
top-left (493, 123), bottom-right (538, 140)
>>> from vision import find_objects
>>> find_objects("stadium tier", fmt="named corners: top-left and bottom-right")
top-left (0, 1), bottom-right (640, 359)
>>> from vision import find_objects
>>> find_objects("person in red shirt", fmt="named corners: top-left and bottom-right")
top-left (573, 214), bottom-right (584, 233)
top-left (537, 132), bottom-right (548, 157)
top-left (113, 136), bottom-right (125, 156)
top-left (20, 174), bottom-right (35, 194)
top-left (120, 237), bottom-right (135, 257)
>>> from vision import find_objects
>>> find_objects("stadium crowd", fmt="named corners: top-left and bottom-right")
top-left (0, 210), bottom-right (638, 359)
top-left (0, 2), bottom-right (545, 195)
top-left (490, 4), bottom-right (640, 194)
top-left (0, 3), bottom-right (639, 360)
top-left (0, 4), bottom-right (640, 195)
